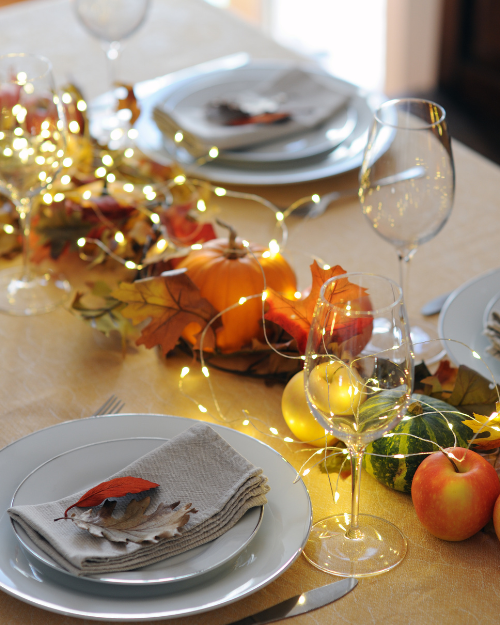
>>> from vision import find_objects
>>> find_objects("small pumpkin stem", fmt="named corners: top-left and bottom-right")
top-left (440, 449), bottom-right (460, 472)
top-left (216, 218), bottom-right (241, 259)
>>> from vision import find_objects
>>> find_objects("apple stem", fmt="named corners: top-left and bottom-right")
top-left (440, 449), bottom-right (459, 472)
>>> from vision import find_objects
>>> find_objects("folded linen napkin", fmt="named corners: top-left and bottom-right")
top-left (8, 423), bottom-right (269, 577)
top-left (485, 305), bottom-right (500, 360)
top-left (153, 67), bottom-right (348, 155)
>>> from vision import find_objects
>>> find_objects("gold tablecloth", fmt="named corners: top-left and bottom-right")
top-left (1, 1), bottom-right (500, 623)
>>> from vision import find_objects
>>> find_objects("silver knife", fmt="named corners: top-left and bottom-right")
top-left (420, 291), bottom-right (451, 316)
top-left (227, 578), bottom-right (357, 625)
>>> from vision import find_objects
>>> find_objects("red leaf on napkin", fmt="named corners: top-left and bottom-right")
top-left (64, 477), bottom-right (159, 517)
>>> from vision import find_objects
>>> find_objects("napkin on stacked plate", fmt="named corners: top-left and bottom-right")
top-left (8, 422), bottom-right (269, 576)
top-left (153, 67), bottom-right (349, 156)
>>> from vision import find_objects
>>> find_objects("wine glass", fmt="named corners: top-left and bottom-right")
top-left (359, 98), bottom-right (455, 363)
top-left (0, 53), bottom-right (70, 315)
top-left (74, 0), bottom-right (151, 144)
top-left (303, 272), bottom-right (413, 577)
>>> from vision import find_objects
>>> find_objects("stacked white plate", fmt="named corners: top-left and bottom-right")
top-left (135, 54), bottom-right (383, 186)
top-left (438, 267), bottom-right (500, 381)
top-left (0, 414), bottom-right (312, 620)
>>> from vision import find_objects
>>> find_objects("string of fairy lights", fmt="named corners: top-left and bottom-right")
top-left (4, 87), bottom-right (497, 495)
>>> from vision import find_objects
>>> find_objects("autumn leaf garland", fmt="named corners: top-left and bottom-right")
top-left (103, 261), bottom-right (373, 359)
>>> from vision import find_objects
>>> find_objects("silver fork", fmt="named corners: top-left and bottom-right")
top-left (91, 395), bottom-right (125, 417)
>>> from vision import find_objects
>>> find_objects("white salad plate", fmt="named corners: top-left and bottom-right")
top-left (438, 266), bottom-right (500, 381)
top-left (0, 414), bottom-right (312, 621)
top-left (134, 54), bottom-right (382, 185)
top-left (11, 437), bottom-right (263, 586)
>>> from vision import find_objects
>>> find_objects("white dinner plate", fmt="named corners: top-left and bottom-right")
top-left (11, 437), bottom-right (263, 586)
top-left (135, 57), bottom-right (382, 185)
top-left (438, 267), bottom-right (500, 382)
top-left (156, 64), bottom-right (357, 164)
top-left (0, 414), bottom-right (311, 621)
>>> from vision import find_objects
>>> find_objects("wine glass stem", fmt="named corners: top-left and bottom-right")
top-left (103, 42), bottom-right (121, 89)
top-left (346, 445), bottom-right (366, 540)
top-left (397, 248), bottom-right (415, 311)
top-left (17, 198), bottom-right (33, 282)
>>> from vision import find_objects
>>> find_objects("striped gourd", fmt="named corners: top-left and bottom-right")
top-left (363, 393), bottom-right (473, 493)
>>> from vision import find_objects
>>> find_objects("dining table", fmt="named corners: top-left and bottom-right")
top-left (1, 0), bottom-right (500, 623)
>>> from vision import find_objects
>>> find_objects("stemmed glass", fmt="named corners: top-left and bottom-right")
top-left (359, 98), bottom-right (455, 363)
top-left (303, 273), bottom-right (413, 577)
top-left (74, 0), bottom-right (151, 144)
top-left (0, 53), bottom-right (70, 315)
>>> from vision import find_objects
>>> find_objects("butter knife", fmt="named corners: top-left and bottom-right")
top-left (227, 578), bottom-right (357, 625)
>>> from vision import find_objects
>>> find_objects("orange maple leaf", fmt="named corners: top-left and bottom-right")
top-left (264, 261), bottom-right (370, 354)
top-left (111, 270), bottom-right (220, 355)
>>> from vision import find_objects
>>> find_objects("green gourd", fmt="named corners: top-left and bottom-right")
top-left (363, 393), bottom-right (473, 493)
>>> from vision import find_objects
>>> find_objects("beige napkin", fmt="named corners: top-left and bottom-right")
top-left (153, 67), bottom-right (348, 155)
top-left (8, 423), bottom-right (269, 577)
top-left (485, 303), bottom-right (500, 359)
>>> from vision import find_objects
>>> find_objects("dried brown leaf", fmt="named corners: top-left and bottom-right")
top-left (64, 497), bottom-right (197, 544)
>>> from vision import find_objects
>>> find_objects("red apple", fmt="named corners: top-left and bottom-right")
top-left (493, 493), bottom-right (500, 541)
top-left (411, 447), bottom-right (500, 541)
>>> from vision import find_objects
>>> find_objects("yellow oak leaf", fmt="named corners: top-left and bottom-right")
top-left (463, 411), bottom-right (500, 450)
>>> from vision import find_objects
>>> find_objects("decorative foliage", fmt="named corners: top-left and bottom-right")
top-left (61, 498), bottom-right (197, 544)
top-left (63, 476), bottom-right (159, 517)
top-left (417, 359), bottom-right (500, 417)
top-left (35, 205), bottom-right (94, 259)
top-left (264, 261), bottom-right (367, 354)
top-left (112, 270), bottom-right (221, 355)
top-left (70, 281), bottom-right (137, 351)
top-left (463, 413), bottom-right (500, 450)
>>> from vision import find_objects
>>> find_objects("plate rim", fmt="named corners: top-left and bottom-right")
top-left (438, 266), bottom-right (500, 379)
top-left (0, 413), bottom-right (312, 621)
top-left (10, 436), bottom-right (264, 586)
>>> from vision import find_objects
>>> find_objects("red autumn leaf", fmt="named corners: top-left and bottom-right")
top-left (162, 203), bottom-right (216, 247)
top-left (264, 261), bottom-right (371, 354)
top-left (63, 476), bottom-right (158, 517)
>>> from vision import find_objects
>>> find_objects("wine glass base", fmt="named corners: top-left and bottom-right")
top-left (0, 266), bottom-right (71, 316)
top-left (408, 317), bottom-right (445, 364)
top-left (88, 89), bottom-right (133, 150)
top-left (303, 513), bottom-right (407, 577)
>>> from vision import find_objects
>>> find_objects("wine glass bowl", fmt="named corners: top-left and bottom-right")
top-left (359, 98), bottom-right (455, 363)
top-left (74, 0), bottom-right (151, 145)
top-left (303, 272), bottom-right (413, 577)
top-left (75, 0), bottom-right (151, 47)
top-left (0, 53), bottom-right (70, 315)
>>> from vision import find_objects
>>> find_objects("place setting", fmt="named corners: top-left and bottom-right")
top-left (0, 415), bottom-right (312, 619)
top-left (134, 54), bottom-right (382, 186)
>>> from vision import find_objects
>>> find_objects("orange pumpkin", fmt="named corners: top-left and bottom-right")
top-left (177, 222), bottom-right (297, 352)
